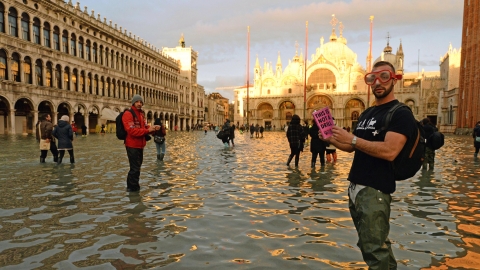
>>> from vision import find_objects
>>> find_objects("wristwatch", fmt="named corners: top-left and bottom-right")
top-left (351, 136), bottom-right (357, 148)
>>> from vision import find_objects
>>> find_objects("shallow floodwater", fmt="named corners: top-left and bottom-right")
top-left (0, 131), bottom-right (479, 269)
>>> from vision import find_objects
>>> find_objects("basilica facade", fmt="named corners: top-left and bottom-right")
top-left (234, 20), bottom-right (444, 131)
top-left (0, 0), bottom-right (204, 135)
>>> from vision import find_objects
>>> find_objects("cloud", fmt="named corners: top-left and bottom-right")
top-left (78, 0), bottom-right (463, 100)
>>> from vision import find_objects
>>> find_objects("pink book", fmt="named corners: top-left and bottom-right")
top-left (312, 107), bottom-right (334, 139)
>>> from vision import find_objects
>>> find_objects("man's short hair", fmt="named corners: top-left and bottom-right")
top-left (373, 61), bottom-right (396, 73)
top-left (41, 113), bottom-right (50, 121)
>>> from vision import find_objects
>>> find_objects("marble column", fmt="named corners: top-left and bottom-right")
top-left (9, 109), bottom-right (16, 134)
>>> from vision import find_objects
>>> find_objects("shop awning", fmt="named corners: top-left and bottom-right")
top-left (100, 108), bottom-right (119, 121)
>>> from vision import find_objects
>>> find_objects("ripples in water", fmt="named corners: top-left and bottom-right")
top-left (0, 132), bottom-right (478, 269)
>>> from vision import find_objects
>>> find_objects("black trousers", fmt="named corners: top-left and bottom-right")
top-left (126, 147), bottom-right (144, 191)
top-left (40, 141), bottom-right (59, 160)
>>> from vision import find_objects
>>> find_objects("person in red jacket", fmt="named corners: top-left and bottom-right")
top-left (122, 95), bottom-right (159, 192)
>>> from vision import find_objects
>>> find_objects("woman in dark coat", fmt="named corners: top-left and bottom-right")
top-left (286, 114), bottom-right (305, 168)
top-left (309, 120), bottom-right (327, 168)
top-left (221, 119), bottom-right (231, 147)
top-left (52, 115), bottom-right (74, 164)
top-left (153, 118), bottom-right (167, 161)
top-left (473, 121), bottom-right (480, 158)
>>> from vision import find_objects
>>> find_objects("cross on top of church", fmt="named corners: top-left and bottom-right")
top-left (330, 14), bottom-right (338, 28)
top-left (339, 22), bottom-right (344, 35)
top-left (295, 41), bottom-right (299, 55)
top-left (386, 32), bottom-right (391, 45)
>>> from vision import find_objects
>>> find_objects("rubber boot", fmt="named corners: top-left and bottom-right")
top-left (70, 156), bottom-right (75, 164)
top-left (311, 162), bottom-right (315, 168)
top-left (159, 153), bottom-right (165, 161)
top-left (286, 155), bottom-right (293, 166)
top-left (57, 157), bottom-right (62, 164)
top-left (53, 156), bottom-right (58, 163)
top-left (475, 153), bottom-right (478, 158)
top-left (157, 154), bottom-right (161, 160)
top-left (428, 163), bottom-right (434, 171)
top-left (294, 156), bottom-right (299, 168)
top-left (40, 157), bottom-right (45, 163)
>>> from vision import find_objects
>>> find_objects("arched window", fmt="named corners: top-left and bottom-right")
top-left (72, 69), bottom-right (77, 91)
top-left (62, 30), bottom-right (68, 53)
top-left (0, 3), bottom-right (5, 33)
top-left (288, 88), bottom-right (292, 94)
top-left (307, 68), bottom-right (336, 90)
top-left (21, 13), bottom-right (30, 41)
top-left (53, 26), bottom-right (60, 50)
top-left (23, 56), bottom-right (32, 83)
top-left (85, 40), bottom-right (91, 61)
top-left (43, 22), bottom-right (51, 47)
top-left (8, 7), bottom-right (18, 37)
top-left (267, 89), bottom-right (270, 94)
top-left (64, 67), bottom-right (70, 90)
top-left (92, 43), bottom-right (97, 63)
top-left (11, 53), bottom-right (20, 82)
top-left (0, 49), bottom-right (7, 80)
top-left (78, 36), bottom-right (84, 58)
top-left (33, 18), bottom-right (40, 44)
top-left (35, 59), bottom-right (43, 86)
top-left (55, 64), bottom-right (61, 88)
top-left (70, 33), bottom-right (76, 56)
top-left (45, 62), bottom-right (52, 87)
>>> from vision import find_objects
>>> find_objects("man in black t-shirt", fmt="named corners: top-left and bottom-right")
top-left (320, 61), bottom-right (416, 269)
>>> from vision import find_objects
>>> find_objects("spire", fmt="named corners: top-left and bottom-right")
top-left (397, 39), bottom-right (404, 56)
top-left (263, 58), bottom-right (267, 71)
top-left (178, 33), bottom-right (185, 48)
top-left (330, 14), bottom-right (338, 41)
top-left (255, 55), bottom-right (260, 68)
top-left (338, 22), bottom-right (347, 45)
top-left (276, 51), bottom-right (282, 66)
top-left (383, 32), bottom-right (392, 54)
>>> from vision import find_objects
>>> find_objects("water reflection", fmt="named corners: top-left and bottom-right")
top-left (0, 132), bottom-right (478, 269)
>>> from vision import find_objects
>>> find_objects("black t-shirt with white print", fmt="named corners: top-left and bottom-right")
top-left (348, 100), bottom-right (416, 194)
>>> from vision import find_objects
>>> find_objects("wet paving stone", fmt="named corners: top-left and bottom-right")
top-left (0, 131), bottom-right (479, 269)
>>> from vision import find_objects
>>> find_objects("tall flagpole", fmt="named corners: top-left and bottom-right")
top-left (247, 26), bottom-right (250, 127)
top-left (303, 21), bottom-right (308, 120)
top-left (367, 16), bottom-right (374, 108)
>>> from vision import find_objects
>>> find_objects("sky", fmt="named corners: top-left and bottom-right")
top-left (78, 0), bottom-right (463, 100)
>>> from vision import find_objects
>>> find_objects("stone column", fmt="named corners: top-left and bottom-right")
top-left (31, 60), bottom-right (36, 86)
top-left (19, 60), bottom-right (24, 83)
top-left (29, 21), bottom-right (33, 42)
top-left (58, 28), bottom-right (63, 52)
top-left (9, 109), bottom-right (16, 134)
top-left (41, 65), bottom-right (46, 87)
top-left (52, 110), bottom-right (57, 125)
top-left (49, 29), bottom-right (53, 49)
top-left (33, 110), bottom-right (39, 134)
top-left (38, 22), bottom-right (43, 46)
top-left (16, 16), bottom-right (21, 38)
top-left (51, 66), bottom-right (56, 88)
top-left (3, 11), bottom-right (8, 36)
top-left (85, 113), bottom-right (90, 135)
top-left (68, 70), bottom-right (72, 91)
top-left (6, 57), bottom-right (12, 81)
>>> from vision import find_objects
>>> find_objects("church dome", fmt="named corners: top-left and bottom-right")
top-left (319, 38), bottom-right (357, 66)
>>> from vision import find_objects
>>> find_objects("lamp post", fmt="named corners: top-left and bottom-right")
top-left (246, 26), bottom-right (250, 127)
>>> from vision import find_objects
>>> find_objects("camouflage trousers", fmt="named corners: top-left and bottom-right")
top-left (348, 184), bottom-right (397, 270)
top-left (422, 147), bottom-right (435, 170)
